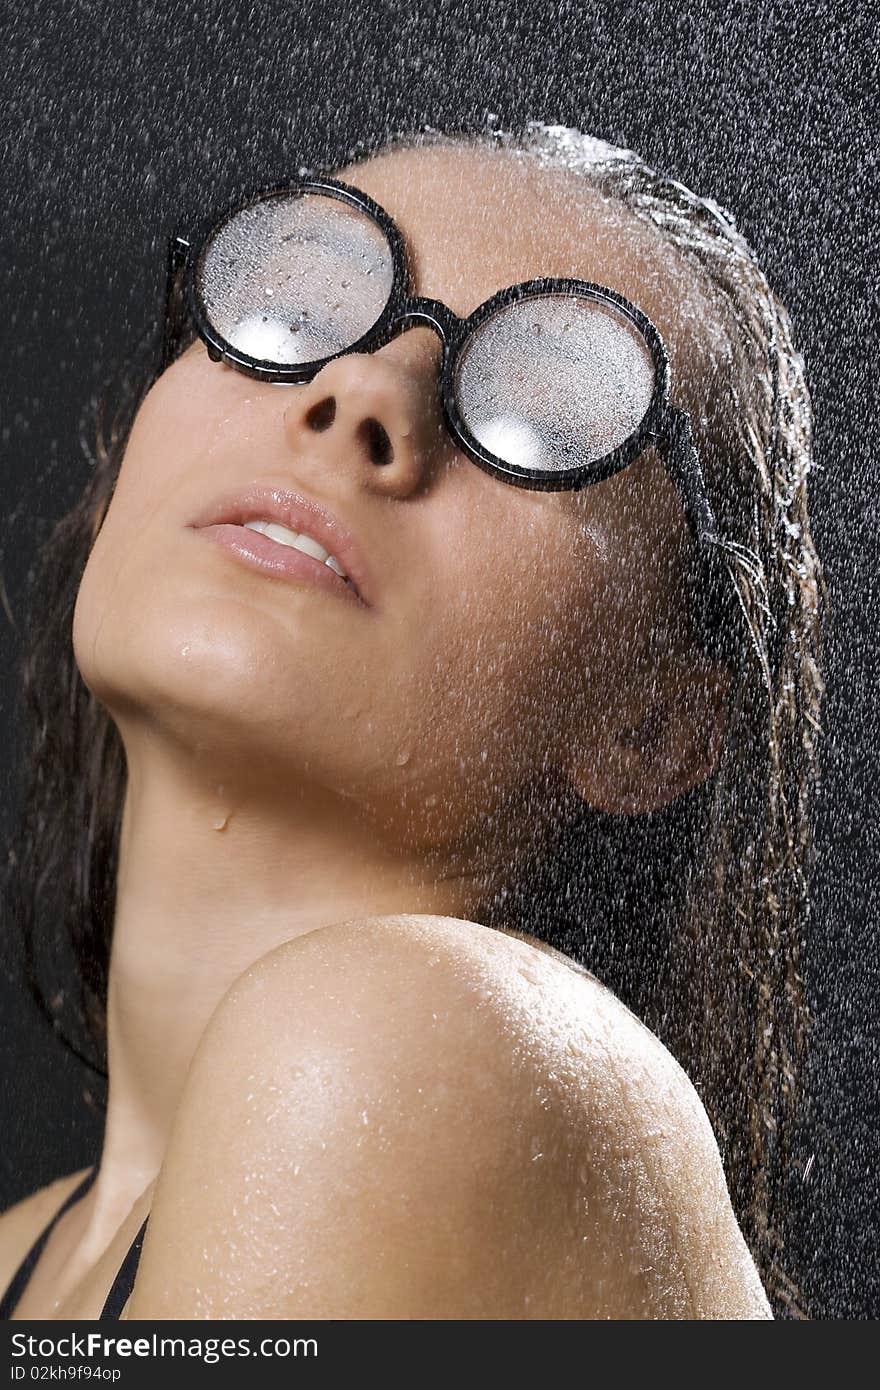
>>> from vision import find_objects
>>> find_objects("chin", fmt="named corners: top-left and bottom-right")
top-left (73, 595), bottom-right (385, 795)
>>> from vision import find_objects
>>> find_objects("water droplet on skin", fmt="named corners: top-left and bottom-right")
top-left (210, 783), bottom-right (231, 831)
top-left (517, 964), bottom-right (540, 985)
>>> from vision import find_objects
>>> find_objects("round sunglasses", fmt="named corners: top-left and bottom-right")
top-left (160, 174), bottom-right (735, 655)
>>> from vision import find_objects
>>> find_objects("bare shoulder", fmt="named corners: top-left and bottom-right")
top-left (0, 1168), bottom-right (92, 1300)
top-left (128, 914), bottom-right (771, 1319)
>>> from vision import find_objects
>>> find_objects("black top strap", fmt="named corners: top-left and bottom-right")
top-left (2, 1169), bottom-right (149, 1322)
top-left (98, 1217), bottom-right (149, 1319)
top-left (0, 1167), bottom-right (98, 1320)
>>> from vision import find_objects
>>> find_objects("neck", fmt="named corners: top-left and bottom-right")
top-left (95, 728), bottom-right (504, 1215)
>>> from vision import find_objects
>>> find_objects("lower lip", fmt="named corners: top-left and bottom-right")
top-left (192, 523), bottom-right (366, 607)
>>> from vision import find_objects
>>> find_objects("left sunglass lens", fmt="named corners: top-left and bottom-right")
top-left (196, 190), bottom-right (395, 365)
top-left (454, 293), bottom-right (656, 474)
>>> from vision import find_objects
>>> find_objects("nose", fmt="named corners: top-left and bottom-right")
top-left (281, 328), bottom-right (449, 496)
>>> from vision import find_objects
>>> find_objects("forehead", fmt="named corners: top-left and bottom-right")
top-left (335, 142), bottom-right (727, 408)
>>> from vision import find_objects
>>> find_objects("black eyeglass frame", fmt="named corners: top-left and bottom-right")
top-left (161, 174), bottom-right (735, 652)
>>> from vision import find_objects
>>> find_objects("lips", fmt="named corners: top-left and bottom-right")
top-left (188, 485), bottom-right (372, 606)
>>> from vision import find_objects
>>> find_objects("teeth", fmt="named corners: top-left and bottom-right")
top-left (242, 519), bottom-right (351, 583)
top-left (323, 554), bottom-right (349, 579)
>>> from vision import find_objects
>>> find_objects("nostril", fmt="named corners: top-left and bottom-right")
top-left (359, 417), bottom-right (394, 467)
top-left (305, 397), bottom-right (336, 431)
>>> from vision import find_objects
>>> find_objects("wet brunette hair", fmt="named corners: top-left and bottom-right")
top-left (1, 117), bottom-right (826, 1315)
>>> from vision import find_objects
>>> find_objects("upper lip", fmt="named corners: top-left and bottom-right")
top-left (188, 484), bottom-right (373, 606)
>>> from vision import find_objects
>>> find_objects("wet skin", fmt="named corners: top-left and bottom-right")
top-left (0, 142), bottom-right (765, 1318)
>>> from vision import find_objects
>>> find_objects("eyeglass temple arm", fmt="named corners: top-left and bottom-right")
top-left (654, 406), bottom-right (720, 552)
top-left (158, 233), bottom-right (192, 374)
top-left (652, 406), bottom-right (741, 652)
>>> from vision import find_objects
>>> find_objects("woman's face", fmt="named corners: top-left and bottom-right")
top-left (73, 142), bottom-right (730, 853)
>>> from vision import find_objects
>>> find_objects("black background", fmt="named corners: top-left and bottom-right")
top-left (1, 0), bottom-right (877, 1320)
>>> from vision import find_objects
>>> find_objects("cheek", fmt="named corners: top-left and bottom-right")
top-left (394, 509), bottom-right (615, 778)
top-left (104, 373), bottom-right (202, 523)
top-left (73, 354), bottom-right (235, 620)
top-left (102, 347), bottom-right (240, 534)
top-left (71, 366), bottom-right (212, 685)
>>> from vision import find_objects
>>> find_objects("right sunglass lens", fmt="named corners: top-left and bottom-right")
top-left (454, 293), bottom-right (656, 473)
top-left (196, 190), bottom-right (395, 365)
